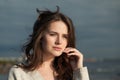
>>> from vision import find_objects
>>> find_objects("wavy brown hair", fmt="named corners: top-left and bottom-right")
top-left (20, 6), bottom-right (76, 80)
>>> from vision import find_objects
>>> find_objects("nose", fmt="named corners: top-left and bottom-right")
top-left (55, 35), bottom-right (62, 45)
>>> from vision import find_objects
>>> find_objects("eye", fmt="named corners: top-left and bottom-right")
top-left (63, 35), bottom-right (68, 39)
top-left (49, 33), bottom-right (56, 36)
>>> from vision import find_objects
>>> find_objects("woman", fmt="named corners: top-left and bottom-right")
top-left (8, 7), bottom-right (90, 80)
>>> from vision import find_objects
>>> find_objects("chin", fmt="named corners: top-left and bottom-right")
top-left (54, 52), bottom-right (63, 57)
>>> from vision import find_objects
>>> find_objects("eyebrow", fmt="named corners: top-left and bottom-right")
top-left (48, 30), bottom-right (68, 35)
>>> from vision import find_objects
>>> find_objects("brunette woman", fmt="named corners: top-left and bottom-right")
top-left (8, 7), bottom-right (89, 80)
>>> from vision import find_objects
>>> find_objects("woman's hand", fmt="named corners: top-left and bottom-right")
top-left (63, 47), bottom-right (83, 70)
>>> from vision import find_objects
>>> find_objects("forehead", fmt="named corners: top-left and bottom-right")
top-left (48, 21), bottom-right (68, 34)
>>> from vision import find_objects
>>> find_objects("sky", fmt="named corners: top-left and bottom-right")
top-left (0, 0), bottom-right (120, 59)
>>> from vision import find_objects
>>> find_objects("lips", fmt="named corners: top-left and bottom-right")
top-left (53, 47), bottom-right (62, 51)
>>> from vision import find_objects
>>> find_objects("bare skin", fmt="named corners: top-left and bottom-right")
top-left (63, 47), bottom-right (83, 70)
top-left (37, 48), bottom-right (84, 80)
top-left (37, 21), bottom-right (84, 80)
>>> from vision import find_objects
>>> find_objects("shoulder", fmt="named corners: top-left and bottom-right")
top-left (8, 65), bottom-right (43, 80)
top-left (8, 65), bottom-right (30, 80)
top-left (9, 65), bottom-right (26, 74)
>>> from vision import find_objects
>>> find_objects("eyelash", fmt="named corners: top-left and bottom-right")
top-left (63, 35), bottom-right (68, 39)
top-left (49, 33), bottom-right (56, 36)
top-left (49, 33), bottom-right (68, 39)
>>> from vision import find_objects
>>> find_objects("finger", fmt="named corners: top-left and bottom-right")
top-left (67, 52), bottom-right (75, 56)
top-left (67, 51), bottom-right (80, 57)
top-left (64, 47), bottom-right (73, 52)
top-left (64, 48), bottom-right (76, 53)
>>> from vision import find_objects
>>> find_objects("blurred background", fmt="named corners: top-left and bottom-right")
top-left (0, 0), bottom-right (120, 80)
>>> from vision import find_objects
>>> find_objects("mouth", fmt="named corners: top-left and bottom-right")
top-left (53, 47), bottom-right (62, 51)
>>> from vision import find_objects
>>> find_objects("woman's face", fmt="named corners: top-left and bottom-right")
top-left (42, 21), bottom-right (68, 57)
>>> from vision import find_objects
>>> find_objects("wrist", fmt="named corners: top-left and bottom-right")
top-left (77, 58), bottom-right (83, 68)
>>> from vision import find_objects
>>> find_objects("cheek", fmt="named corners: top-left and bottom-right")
top-left (44, 36), bottom-right (55, 46)
top-left (63, 40), bottom-right (68, 47)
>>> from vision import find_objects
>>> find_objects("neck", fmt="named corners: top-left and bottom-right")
top-left (42, 58), bottom-right (54, 68)
top-left (41, 52), bottom-right (55, 68)
top-left (37, 53), bottom-right (58, 79)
